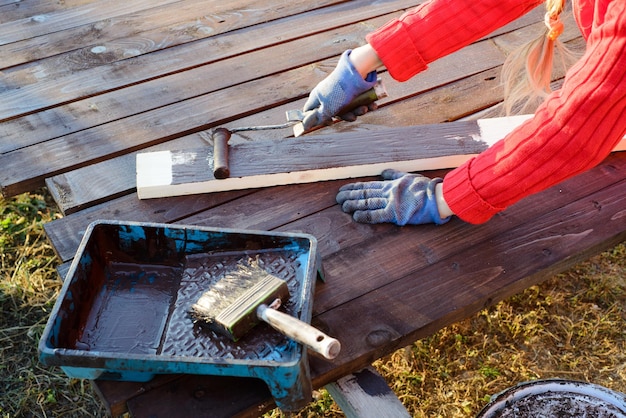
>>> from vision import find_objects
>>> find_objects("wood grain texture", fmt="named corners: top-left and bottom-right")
top-left (135, 120), bottom-right (485, 199)
top-left (0, 0), bottom-right (334, 69)
top-left (0, 0), bottom-right (97, 24)
top-left (0, 0), bottom-right (406, 121)
top-left (41, 63), bottom-right (508, 215)
top-left (0, 0), bottom-right (181, 46)
top-left (136, 116), bottom-right (626, 199)
top-left (308, 179), bottom-right (626, 385)
top-left (34, 16), bottom-right (579, 212)
top-left (1, 0), bottom-right (549, 199)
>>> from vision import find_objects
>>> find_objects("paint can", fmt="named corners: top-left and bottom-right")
top-left (476, 379), bottom-right (626, 417)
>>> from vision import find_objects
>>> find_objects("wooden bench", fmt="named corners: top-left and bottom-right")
top-left (2, 1), bottom-right (625, 416)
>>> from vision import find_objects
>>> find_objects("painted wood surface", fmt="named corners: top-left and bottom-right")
top-left (135, 115), bottom-right (626, 199)
top-left (42, 13), bottom-right (584, 215)
top-left (135, 120), bottom-right (484, 199)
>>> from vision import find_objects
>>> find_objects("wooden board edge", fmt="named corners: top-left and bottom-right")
top-left (136, 154), bottom-right (476, 199)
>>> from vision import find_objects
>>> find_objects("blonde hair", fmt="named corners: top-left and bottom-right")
top-left (501, 0), bottom-right (576, 114)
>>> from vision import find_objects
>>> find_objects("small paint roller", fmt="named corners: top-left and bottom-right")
top-left (191, 260), bottom-right (341, 360)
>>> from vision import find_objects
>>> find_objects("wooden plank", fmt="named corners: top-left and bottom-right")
top-left (47, 143), bottom-right (626, 267)
top-left (136, 116), bottom-right (626, 199)
top-left (0, 0), bottom-right (21, 8)
top-left (268, 156), bottom-right (626, 316)
top-left (133, 119), bottom-right (487, 199)
top-left (0, 0), bottom-right (182, 45)
top-left (37, 57), bottom-right (483, 213)
top-left (91, 375), bottom-right (181, 418)
top-left (0, 3), bottom-right (556, 195)
top-left (0, 0), bottom-right (340, 69)
top-left (1, 8), bottom-right (421, 196)
top-left (0, 11), bottom-right (394, 153)
top-left (0, 0), bottom-right (412, 122)
top-left (0, 0), bottom-right (548, 147)
top-left (36, 16), bottom-right (579, 211)
top-left (325, 366), bottom-right (411, 418)
top-left (1, 4), bottom-right (554, 198)
top-left (39, 61), bottom-right (526, 215)
top-left (124, 375), bottom-right (275, 418)
top-left (0, 0), bottom-right (97, 25)
top-left (43, 188), bottom-right (258, 262)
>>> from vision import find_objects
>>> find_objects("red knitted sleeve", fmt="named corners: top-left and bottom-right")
top-left (366, 0), bottom-right (543, 81)
top-left (444, 0), bottom-right (626, 223)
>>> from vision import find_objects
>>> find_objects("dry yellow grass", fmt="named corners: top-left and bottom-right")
top-left (1, 190), bottom-right (624, 417)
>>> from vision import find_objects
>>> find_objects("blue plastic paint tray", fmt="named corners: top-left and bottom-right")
top-left (39, 220), bottom-right (321, 410)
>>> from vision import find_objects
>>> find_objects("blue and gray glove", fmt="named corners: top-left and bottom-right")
top-left (336, 169), bottom-right (451, 226)
top-left (301, 50), bottom-right (378, 131)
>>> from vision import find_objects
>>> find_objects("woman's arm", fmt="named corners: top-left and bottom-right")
top-left (443, 0), bottom-right (626, 224)
top-left (366, 0), bottom-right (543, 81)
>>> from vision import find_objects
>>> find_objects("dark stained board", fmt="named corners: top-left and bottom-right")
top-left (91, 152), bottom-right (626, 417)
top-left (135, 114), bottom-right (626, 199)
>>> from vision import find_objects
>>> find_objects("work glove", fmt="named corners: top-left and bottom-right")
top-left (301, 50), bottom-right (378, 131)
top-left (336, 169), bottom-right (451, 226)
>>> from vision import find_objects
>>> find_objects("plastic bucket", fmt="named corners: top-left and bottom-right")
top-left (476, 379), bottom-right (626, 417)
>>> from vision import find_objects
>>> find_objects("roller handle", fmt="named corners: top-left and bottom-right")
top-left (336, 84), bottom-right (382, 117)
top-left (212, 128), bottom-right (231, 179)
top-left (257, 304), bottom-right (341, 360)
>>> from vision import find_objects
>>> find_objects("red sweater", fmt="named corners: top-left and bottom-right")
top-left (367, 0), bottom-right (626, 224)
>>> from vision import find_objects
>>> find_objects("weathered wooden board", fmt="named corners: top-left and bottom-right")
top-left (0, 0), bottom-right (410, 122)
top-left (133, 118), bottom-right (489, 199)
top-left (0, 0), bottom-right (97, 24)
top-left (0, 0), bottom-right (181, 46)
top-left (1, 1), bottom-right (549, 152)
top-left (43, 187), bottom-right (257, 263)
top-left (0, 12), bottom-right (393, 153)
top-left (0, 0), bottom-right (340, 69)
top-left (43, 58), bottom-right (563, 216)
top-left (136, 115), bottom-right (626, 199)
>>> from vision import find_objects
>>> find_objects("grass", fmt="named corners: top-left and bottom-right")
top-left (0, 191), bottom-right (106, 417)
top-left (1, 189), bottom-right (624, 417)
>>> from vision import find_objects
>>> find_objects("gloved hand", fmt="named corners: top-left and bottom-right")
top-left (336, 169), bottom-right (451, 226)
top-left (301, 50), bottom-right (378, 131)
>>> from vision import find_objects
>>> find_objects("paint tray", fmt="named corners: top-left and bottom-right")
top-left (39, 220), bottom-right (322, 410)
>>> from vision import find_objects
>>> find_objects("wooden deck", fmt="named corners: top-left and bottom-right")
top-left (2, 1), bottom-right (625, 417)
